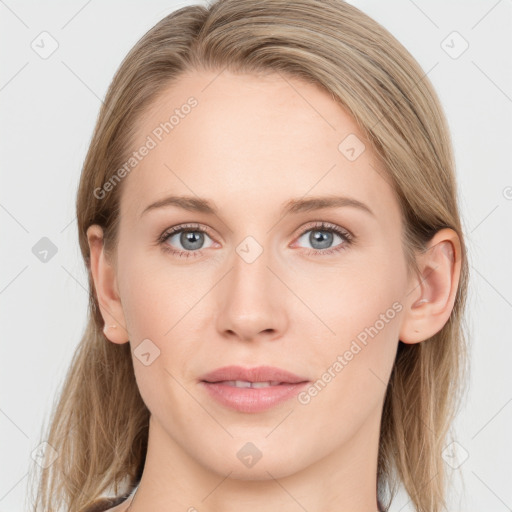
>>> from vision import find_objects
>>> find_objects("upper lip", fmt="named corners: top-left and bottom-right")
top-left (200, 365), bottom-right (309, 384)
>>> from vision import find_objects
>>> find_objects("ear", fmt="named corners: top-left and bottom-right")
top-left (399, 228), bottom-right (462, 344)
top-left (87, 224), bottom-right (129, 344)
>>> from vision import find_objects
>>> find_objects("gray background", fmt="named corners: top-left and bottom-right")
top-left (1, 0), bottom-right (511, 510)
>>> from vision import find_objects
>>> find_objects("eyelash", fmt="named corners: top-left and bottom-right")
top-left (157, 221), bottom-right (354, 259)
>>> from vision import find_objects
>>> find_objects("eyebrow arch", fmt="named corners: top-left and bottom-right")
top-left (283, 195), bottom-right (374, 217)
top-left (140, 194), bottom-right (374, 218)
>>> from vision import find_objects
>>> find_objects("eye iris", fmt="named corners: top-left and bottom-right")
top-left (180, 231), bottom-right (204, 250)
top-left (310, 230), bottom-right (333, 250)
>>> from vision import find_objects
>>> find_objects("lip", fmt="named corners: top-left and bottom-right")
top-left (199, 365), bottom-right (310, 413)
top-left (200, 365), bottom-right (309, 384)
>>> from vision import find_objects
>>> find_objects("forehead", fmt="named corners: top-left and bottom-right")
top-left (119, 69), bottom-right (397, 224)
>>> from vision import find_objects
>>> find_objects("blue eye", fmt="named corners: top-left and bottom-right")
top-left (157, 221), bottom-right (353, 258)
top-left (295, 222), bottom-right (352, 255)
top-left (158, 224), bottom-right (214, 258)
top-left (299, 224), bottom-right (350, 254)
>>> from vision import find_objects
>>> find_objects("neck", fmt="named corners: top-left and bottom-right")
top-left (126, 409), bottom-right (383, 512)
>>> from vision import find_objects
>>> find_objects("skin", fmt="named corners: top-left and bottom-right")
top-left (87, 69), bottom-right (461, 512)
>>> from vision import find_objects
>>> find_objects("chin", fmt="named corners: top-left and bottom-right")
top-left (197, 438), bottom-right (305, 481)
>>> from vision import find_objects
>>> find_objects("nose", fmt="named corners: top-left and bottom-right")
top-left (214, 245), bottom-right (289, 343)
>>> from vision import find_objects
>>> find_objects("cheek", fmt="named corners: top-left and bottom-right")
top-left (117, 248), bottom-right (194, 337)
top-left (309, 259), bottom-right (404, 344)
top-left (119, 260), bottom-right (198, 419)
top-left (116, 249), bottom-right (203, 382)
top-left (295, 294), bottom-right (402, 455)
top-left (304, 255), bottom-right (405, 402)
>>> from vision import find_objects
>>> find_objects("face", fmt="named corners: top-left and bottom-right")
top-left (103, 70), bottom-right (413, 479)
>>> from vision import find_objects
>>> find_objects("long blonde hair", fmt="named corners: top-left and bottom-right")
top-left (29, 1), bottom-right (469, 510)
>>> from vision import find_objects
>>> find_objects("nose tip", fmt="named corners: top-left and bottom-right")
top-left (215, 261), bottom-right (288, 343)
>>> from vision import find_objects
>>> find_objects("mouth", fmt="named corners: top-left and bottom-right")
top-left (204, 380), bottom-right (294, 388)
top-left (199, 366), bottom-right (310, 413)
top-left (199, 365), bottom-right (309, 385)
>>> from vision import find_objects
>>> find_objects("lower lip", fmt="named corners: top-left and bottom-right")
top-left (200, 381), bottom-right (310, 413)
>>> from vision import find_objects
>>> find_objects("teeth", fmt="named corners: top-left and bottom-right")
top-left (250, 381), bottom-right (279, 388)
top-left (232, 380), bottom-right (252, 388)
top-left (223, 380), bottom-right (282, 388)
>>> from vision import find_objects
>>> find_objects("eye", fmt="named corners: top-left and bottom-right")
top-left (293, 221), bottom-right (353, 256)
top-left (158, 223), bottom-right (215, 258)
top-left (157, 221), bottom-right (354, 259)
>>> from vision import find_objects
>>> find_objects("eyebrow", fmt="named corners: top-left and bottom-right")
top-left (140, 194), bottom-right (375, 218)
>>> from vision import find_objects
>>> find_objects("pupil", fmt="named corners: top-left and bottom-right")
top-left (311, 230), bottom-right (332, 250)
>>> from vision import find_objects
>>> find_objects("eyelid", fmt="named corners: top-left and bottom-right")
top-left (291, 220), bottom-right (353, 243)
top-left (158, 222), bottom-right (215, 243)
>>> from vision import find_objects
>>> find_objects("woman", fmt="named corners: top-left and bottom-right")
top-left (30, 0), bottom-right (469, 511)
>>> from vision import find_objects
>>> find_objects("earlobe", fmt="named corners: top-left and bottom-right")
top-left (86, 224), bottom-right (129, 344)
top-left (399, 228), bottom-right (461, 344)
